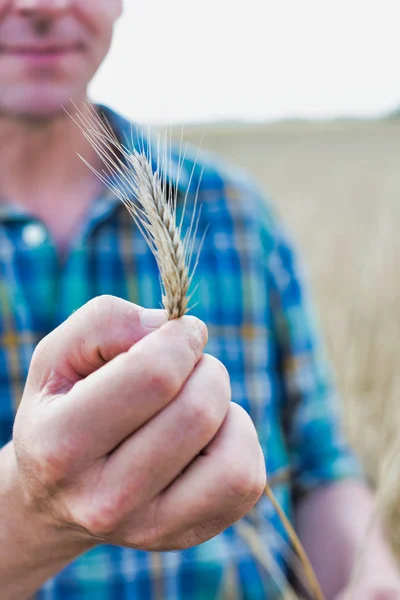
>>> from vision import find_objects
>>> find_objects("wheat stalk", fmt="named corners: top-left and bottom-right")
top-left (71, 102), bottom-right (325, 600)
top-left (264, 484), bottom-right (325, 600)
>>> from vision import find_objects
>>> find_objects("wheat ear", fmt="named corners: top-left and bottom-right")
top-left (71, 102), bottom-right (325, 600)
top-left (122, 150), bottom-right (190, 318)
top-left (68, 101), bottom-right (201, 318)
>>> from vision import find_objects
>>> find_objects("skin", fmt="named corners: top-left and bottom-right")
top-left (0, 0), bottom-right (121, 118)
top-left (0, 1), bottom-right (399, 599)
top-left (297, 482), bottom-right (400, 599)
top-left (1, 298), bottom-right (266, 599)
top-left (0, 0), bottom-right (121, 252)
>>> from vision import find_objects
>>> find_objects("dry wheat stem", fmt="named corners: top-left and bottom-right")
top-left (235, 518), bottom-right (301, 598)
top-left (73, 102), bottom-right (325, 599)
top-left (264, 484), bottom-right (325, 600)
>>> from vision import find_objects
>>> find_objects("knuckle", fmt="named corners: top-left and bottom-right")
top-left (188, 395), bottom-right (212, 433)
top-left (202, 354), bottom-right (231, 396)
top-left (181, 355), bottom-right (232, 439)
top-left (77, 511), bottom-right (115, 538)
top-left (226, 457), bottom-right (265, 501)
top-left (185, 389), bottom-right (222, 440)
top-left (31, 336), bottom-right (47, 364)
top-left (146, 360), bottom-right (181, 399)
top-left (21, 424), bottom-right (88, 489)
top-left (25, 440), bottom-right (67, 488)
top-left (79, 494), bottom-right (125, 537)
top-left (197, 354), bottom-right (231, 410)
top-left (77, 296), bottom-right (140, 365)
top-left (84, 295), bottom-right (119, 328)
top-left (224, 405), bottom-right (266, 501)
top-left (247, 459), bottom-right (267, 501)
top-left (29, 337), bottom-right (52, 379)
top-left (83, 296), bottom-right (142, 333)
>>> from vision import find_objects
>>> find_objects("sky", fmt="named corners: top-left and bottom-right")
top-left (89, 0), bottom-right (400, 125)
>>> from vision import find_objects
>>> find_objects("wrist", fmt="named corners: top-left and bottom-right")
top-left (0, 442), bottom-right (94, 599)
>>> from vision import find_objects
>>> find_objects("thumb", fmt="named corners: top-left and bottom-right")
top-left (26, 296), bottom-right (168, 394)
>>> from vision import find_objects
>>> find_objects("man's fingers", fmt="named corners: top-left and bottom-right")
top-left (39, 317), bottom-right (208, 464)
top-left (151, 402), bottom-right (266, 549)
top-left (27, 296), bottom-right (168, 393)
top-left (92, 354), bottom-right (230, 514)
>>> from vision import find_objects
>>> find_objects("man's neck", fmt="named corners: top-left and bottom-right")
top-left (0, 101), bottom-right (106, 253)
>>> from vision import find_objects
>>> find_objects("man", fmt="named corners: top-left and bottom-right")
top-left (0, 1), bottom-right (399, 599)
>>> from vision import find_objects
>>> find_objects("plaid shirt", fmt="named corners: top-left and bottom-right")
top-left (0, 107), bottom-right (360, 599)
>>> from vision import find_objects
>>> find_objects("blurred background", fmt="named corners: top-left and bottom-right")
top-left (90, 0), bottom-right (400, 559)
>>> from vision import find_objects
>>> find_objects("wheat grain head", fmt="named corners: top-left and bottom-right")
top-left (69, 102), bottom-right (202, 319)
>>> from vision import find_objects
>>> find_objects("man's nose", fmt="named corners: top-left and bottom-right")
top-left (13, 0), bottom-right (71, 16)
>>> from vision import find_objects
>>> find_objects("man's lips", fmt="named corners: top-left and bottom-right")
top-left (0, 43), bottom-right (84, 57)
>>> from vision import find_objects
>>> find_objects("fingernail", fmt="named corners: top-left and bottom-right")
top-left (196, 319), bottom-right (208, 346)
top-left (184, 315), bottom-right (208, 346)
top-left (140, 309), bottom-right (168, 329)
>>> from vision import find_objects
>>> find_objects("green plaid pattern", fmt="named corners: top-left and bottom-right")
top-left (0, 107), bottom-right (360, 599)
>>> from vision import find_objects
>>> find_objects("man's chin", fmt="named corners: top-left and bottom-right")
top-left (0, 90), bottom-right (87, 124)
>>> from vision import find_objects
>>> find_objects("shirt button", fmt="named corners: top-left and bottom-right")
top-left (22, 223), bottom-right (47, 247)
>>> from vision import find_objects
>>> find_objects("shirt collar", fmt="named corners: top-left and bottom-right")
top-left (98, 105), bottom-right (192, 197)
top-left (0, 105), bottom-right (193, 223)
top-left (0, 201), bottom-right (32, 222)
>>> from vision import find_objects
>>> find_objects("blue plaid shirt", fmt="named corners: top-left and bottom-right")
top-left (0, 107), bottom-right (360, 599)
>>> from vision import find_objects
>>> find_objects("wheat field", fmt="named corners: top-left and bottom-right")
top-left (173, 118), bottom-right (400, 559)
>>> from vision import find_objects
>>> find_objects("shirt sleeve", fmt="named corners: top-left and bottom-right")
top-left (260, 198), bottom-right (364, 502)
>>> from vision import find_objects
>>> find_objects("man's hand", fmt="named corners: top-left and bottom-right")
top-left (13, 295), bottom-right (266, 553)
top-left (335, 580), bottom-right (400, 600)
top-left (296, 480), bottom-right (400, 600)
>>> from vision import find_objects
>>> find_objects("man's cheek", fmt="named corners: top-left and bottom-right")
top-left (75, 0), bottom-right (123, 26)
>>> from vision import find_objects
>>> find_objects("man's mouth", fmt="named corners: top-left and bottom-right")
top-left (0, 42), bottom-right (84, 60)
